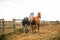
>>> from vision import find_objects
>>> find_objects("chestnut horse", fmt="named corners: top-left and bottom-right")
top-left (30, 12), bottom-right (41, 33)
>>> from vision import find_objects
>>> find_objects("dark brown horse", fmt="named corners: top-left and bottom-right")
top-left (22, 17), bottom-right (30, 33)
top-left (30, 12), bottom-right (41, 33)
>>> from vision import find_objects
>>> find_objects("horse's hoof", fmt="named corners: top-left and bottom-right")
top-left (33, 31), bottom-right (36, 34)
top-left (35, 31), bottom-right (36, 33)
top-left (25, 31), bottom-right (28, 33)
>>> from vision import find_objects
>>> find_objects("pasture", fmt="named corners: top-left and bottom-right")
top-left (0, 20), bottom-right (60, 40)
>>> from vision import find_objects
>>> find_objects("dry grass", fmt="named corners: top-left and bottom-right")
top-left (4, 24), bottom-right (60, 40)
top-left (0, 21), bottom-right (60, 40)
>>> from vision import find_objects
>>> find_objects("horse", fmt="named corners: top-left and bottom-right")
top-left (30, 12), bottom-right (41, 33)
top-left (22, 17), bottom-right (30, 33)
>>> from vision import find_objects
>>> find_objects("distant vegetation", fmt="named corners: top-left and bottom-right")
top-left (41, 20), bottom-right (60, 26)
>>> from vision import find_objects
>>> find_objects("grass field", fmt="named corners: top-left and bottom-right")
top-left (0, 21), bottom-right (60, 40)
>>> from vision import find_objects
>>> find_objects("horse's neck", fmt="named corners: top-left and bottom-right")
top-left (30, 15), bottom-right (39, 21)
top-left (36, 15), bottom-right (39, 18)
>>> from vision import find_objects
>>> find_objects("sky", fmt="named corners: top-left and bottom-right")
top-left (0, 0), bottom-right (60, 21)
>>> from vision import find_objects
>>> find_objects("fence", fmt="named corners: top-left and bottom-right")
top-left (0, 19), bottom-right (22, 35)
top-left (0, 19), bottom-right (4, 33)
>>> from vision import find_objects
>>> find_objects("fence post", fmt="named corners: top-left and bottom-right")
top-left (13, 19), bottom-right (15, 32)
top-left (2, 19), bottom-right (4, 32)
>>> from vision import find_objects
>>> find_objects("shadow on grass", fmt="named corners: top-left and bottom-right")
top-left (0, 34), bottom-right (6, 40)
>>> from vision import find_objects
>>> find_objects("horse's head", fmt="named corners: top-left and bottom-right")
top-left (24, 17), bottom-right (29, 20)
top-left (37, 12), bottom-right (41, 18)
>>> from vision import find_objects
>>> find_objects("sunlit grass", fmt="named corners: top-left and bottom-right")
top-left (0, 21), bottom-right (60, 40)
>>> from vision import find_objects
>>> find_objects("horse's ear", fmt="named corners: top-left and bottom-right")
top-left (38, 12), bottom-right (41, 15)
top-left (38, 12), bottom-right (41, 18)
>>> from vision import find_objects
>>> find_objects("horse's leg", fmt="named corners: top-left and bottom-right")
top-left (32, 25), bottom-right (34, 33)
top-left (32, 25), bottom-right (37, 34)
top-left (32, 25), bottom-right (33, 33)
top-left (26, 25), bottom-right (29, 33)
top-left (23, 26), bottom-right (25, 33)
top-left (30, 24), bottom-right (33, 33)
top-left (29, 25), bottom-right (32, 33)
top-left (33, 25), bottom-right (37, 33)
top-left (25, 24), bottom-right (28, 33)
top-left (23, 24), bottom-right (26, 33)
top-left (34, 24), bottom-right (37, 33)
top-left (38, 24), bottom-right (40, 33)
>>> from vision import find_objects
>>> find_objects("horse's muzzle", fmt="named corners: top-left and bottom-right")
top-left (40, 17), bottom-right (41, 18)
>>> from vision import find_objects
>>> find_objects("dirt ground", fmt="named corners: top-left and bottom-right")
top-left (5, 25), bottom-right (60, 40)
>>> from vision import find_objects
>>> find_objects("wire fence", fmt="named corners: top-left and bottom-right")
top-left (0, 19), bottom-right (22, 35)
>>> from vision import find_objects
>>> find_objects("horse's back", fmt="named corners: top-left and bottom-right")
top-left (22, 17), bottom-right (30, 26)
